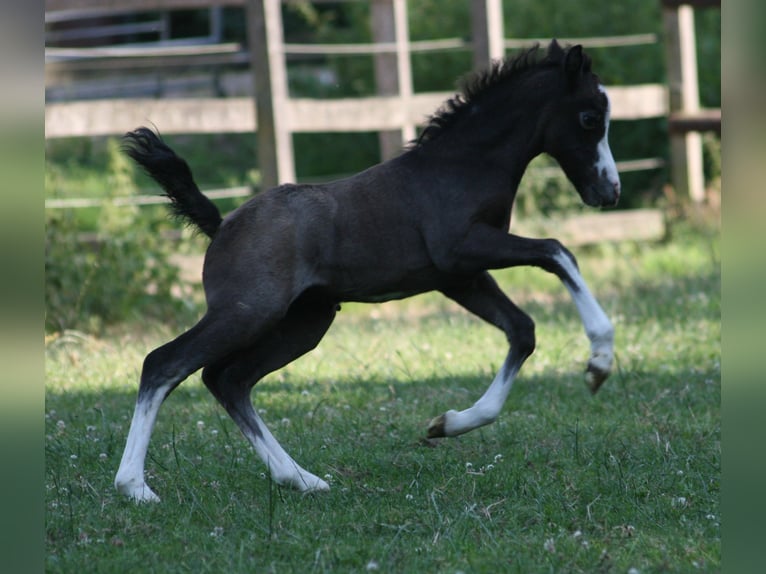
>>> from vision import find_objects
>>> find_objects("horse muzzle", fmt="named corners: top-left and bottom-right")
top-left (580, 177), bottom-right (621, 208)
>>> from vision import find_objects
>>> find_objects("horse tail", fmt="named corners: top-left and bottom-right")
top-left (123, 127), bottom-right (222, 239)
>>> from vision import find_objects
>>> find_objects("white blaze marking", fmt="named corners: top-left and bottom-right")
top-left (596, 85), bottom-right (620, 190)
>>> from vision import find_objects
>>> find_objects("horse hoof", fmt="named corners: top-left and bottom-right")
top-left (585, 365), bottom-right (609, 394)
top-left (427, 414), bottom-right (447, 438)
top-left (300, 483), bottom-right (330, 494)
top-left (116, 481), bottom-right (161, 503)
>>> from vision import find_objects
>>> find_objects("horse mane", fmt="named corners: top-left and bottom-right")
top-left (414, 41), bottom-right (587, 147)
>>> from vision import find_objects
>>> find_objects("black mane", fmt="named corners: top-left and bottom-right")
top-left (414, 41), bottom-right (587, 146)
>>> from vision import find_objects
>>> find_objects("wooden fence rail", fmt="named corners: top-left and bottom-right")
top-left (45, 83), bottom-right (668, 138)
top-left (45, 1), bottom-right (669, 172)
top-left (45, 0), bottom-right (717, 217)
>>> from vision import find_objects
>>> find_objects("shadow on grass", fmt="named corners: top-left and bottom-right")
top-left (45, 360), bottom-right (720, 570)
top-left (45, 232), bottom-right (720, 571)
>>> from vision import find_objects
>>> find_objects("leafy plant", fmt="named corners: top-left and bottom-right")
top-left (45, 139), bottom-right (193, 334)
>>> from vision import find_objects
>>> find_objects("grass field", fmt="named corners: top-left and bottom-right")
top-left (45, 223), bottom-right (720, 573)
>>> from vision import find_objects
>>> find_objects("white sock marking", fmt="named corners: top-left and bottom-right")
top-left (439, 247), bottom-right (614, 437)
top-left (115, 391), bottom-right (167, 502)
top-left (553, 251), bottom-right (614, 372)
top-left (442, 359), bottom-right (519, 437)
top-left (243, 410), bottom-right (329, 492)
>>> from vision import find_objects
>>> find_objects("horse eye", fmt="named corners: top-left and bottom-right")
top-left (579, 111), bottom-right (601, 130)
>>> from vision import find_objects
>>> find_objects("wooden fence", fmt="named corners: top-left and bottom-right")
top-left (661, 0), bottom-right (721, 203)
top-left (45, 0), bottom-right (719, 243)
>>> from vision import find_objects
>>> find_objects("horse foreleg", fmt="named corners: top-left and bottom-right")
top-left (447, 227), bottom-right (614, 394)
top-left (550, 250), bottom-right (614, 393)
top-left (428, 273), bottom-right (535, 438)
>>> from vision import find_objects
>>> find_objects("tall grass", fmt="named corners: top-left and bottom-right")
top-left (45, 224), bottom-right (719, 573)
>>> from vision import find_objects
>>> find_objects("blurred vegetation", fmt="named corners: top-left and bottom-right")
top-left (45, 141), bottom-right (196, 333)
top-left (44, 0), bottom-right (720, 333)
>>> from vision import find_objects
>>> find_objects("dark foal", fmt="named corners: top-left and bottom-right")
top-left (115, 40), bottom-right (620, 502)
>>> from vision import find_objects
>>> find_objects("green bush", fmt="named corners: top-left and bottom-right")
top-left (45, 139), bottom-right (193, 334)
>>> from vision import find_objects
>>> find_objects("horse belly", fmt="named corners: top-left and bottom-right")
top-left (334, 265), bottom-right (450, 304)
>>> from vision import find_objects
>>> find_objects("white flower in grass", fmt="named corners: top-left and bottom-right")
top-left (543, 538), bottom-right (555, 553)
top-left (672, 496), bottom-right (688, 508)
top-left (405, 493), bottom-right (414, 501)
top-left (494, 454), bottom-right (503, 463)
top-left (628, 568), bottom-right (641, 574)
top-left (209, 526), bottom-right (224, 538)
top-left (99, 453), bottom-right (107, 460)
top-left (465, 462), bottom-right (473, 470)
top-left (366, 560), bottom-right (379, 571)
top-left (196, 420), bottom-right (205, 430)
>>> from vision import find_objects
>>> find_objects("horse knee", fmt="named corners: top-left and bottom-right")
top-left (511, 314), bottom-right (536, 359)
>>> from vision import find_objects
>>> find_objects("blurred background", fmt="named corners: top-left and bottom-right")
top-left (42, 7), bottom-right (724, 570)
top-left (44, 0), bottom-right (720, 334)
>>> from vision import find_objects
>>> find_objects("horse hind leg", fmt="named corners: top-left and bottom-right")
top-left (203, 371), bottom-right (331, 492)
top-left (202, 291), bottom-right (337, 492)
top-left (114, 312), bottom-right (266, 502)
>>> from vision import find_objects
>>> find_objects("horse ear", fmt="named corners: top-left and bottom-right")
top-left (547, 39), bottom-right (564, 59)
top-left (563, 44), bottom-right (584, 89)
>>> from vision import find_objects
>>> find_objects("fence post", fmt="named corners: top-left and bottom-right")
top-left (471, 0), bottom-right (505, 70)
top-left (393, 0), bottom-right (415, 145)
top-left (372, 0), bottom-right (405, 160)
top-left (246, 0), bottom-right (295, 189)
top-left (662, 3), bottom-right (705, 202)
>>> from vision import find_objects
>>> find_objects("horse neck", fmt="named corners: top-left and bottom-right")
top-left (418, 91), bottom-right (549, 180)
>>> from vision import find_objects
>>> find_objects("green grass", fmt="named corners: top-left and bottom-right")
top-left (45, 224), bottom-right (720, 573)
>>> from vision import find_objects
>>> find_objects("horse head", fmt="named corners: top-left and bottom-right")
top-left (541, 40), bottom-right (621, 207)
